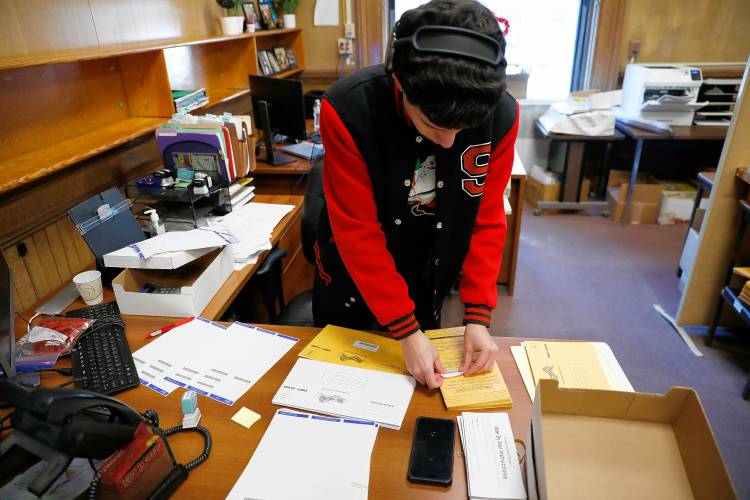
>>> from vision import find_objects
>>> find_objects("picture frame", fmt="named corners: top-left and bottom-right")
top-left (258, 50), bottom-right (273, 75)
top-left (257, 0), bottom-right (281, 30)
top-left (258, 0), bottom-right (284, 30)
top-left (267, 50), bottom-right (282, 73)
top-left (274, 47), bottom-right (289, 70)
top-left (242, 1), bottom-right (262, 31)
top-left (286, 47), bottom-right (298, 67)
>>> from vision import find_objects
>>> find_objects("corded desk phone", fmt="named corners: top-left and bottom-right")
top-left (0, 379), bottom-right (210, 498)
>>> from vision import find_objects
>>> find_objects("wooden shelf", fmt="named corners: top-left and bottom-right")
top-left (0, 117), bottom-right (164, 194)
top-left (0, 33), bottom-right (253, 71)
top-left (273, 66), bottom-right (305, 79)
top-left (192, 88), bottom-right (251, 113)
top-left (253, 28), bottom-right (302, 38)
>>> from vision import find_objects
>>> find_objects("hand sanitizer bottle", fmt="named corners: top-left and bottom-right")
top-left (144, 209), bottom-right (166, 237)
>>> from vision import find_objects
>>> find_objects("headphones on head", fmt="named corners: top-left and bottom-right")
top-left (386, 24), bottom-right (505, 73)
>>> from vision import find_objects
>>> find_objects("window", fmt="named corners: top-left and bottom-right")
top-left (392, 0), bottom-right (582, 100)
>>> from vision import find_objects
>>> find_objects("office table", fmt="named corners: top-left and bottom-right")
top-left (19, 315), bottom-right (536, 499)
top-left (534, 121), bottom-right (626, 214)
top-left (616, 123), bottom-right (727, 226)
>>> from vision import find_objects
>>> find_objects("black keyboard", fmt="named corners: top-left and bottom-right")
top-left (66, 301), bottom-right (121, 320)
top-left (71, 323), bottom-right (139, 395)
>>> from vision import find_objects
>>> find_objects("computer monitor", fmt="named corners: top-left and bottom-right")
top-left (0, 251), bottom-right (15, 378)
top-left (249, 75), bottom-right (307, 165)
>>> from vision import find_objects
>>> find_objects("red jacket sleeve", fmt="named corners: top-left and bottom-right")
top-left (320, 99), bottom-right (421, 339)
top-left (460, 102), bottom-right (520, 327)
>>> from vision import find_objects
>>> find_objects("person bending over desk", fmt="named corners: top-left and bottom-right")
top-left (313, 0), bottom-right (519, 388)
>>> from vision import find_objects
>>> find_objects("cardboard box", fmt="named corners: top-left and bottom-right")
top-left (658, 182), bottom-right (697, 225)
top-left (112, 246), bottom-right (233, 317)
top-left (607, 185), bottom-right (661, 224)
top-left (526, 176), bottom-right (591, 207)
top-left (526, 380), bottom-right (737, 500)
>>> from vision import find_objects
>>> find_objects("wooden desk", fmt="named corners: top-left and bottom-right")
top-left (616, 123), bottom-right (727, 226)
top-left (535, 121), bottom-right (626, 214)
top-left (201, 193), bottom-right (306, 320)
top-left (21, 318), bottom-right (533, 499)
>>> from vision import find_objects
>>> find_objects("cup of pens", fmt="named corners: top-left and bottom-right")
top-left (72, 270), bottom-right (104, 305)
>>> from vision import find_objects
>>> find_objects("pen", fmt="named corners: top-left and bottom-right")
top-left (145, 316), bottom-right (194, 339)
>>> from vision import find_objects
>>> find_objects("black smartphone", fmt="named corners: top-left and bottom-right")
top-left (407, 416), bottom-right (455, 486)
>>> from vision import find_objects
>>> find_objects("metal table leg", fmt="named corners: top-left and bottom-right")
top-left (622, 138), bottom-right (645, 226)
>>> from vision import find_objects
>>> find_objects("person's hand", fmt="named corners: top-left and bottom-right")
top-left (461, 323), bottom-right (499, 376)
top-left (401, 330), bottom-right (445, 388)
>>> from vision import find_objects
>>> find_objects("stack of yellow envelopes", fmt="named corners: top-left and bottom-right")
top-left (426, 328), bottom-right (512, 410)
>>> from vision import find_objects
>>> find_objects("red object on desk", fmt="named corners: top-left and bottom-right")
top-left (145, 317), bottom-right (194, 339)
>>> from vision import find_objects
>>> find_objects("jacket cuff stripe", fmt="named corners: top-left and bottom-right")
top-left (386, 311), bottom-right (416, 329)
top-left (390, 318), bottom-right (418, 336)
top-left (392, 323), bottom-right (421, 340)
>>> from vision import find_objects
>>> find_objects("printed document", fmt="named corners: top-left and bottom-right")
top-left (513, 342), bottom-right (634, 400)
top-left (457, 412), bottom-right (526, 500)
top-left (298, 324), bottom-right (408, 375)
top-left (426, 328), bottom-right (512, 410)
top-left (272, 358), bottom-right (415, 429)
top-left (132, 319), bottom-right (297, 405)
top-left (227, 408), bottom-right (377, 500)
top-left (524, 340), bottom-right (612, 391)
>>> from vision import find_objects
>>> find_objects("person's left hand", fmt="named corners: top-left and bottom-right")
top-left (461, 323), bottom-right (499, 376)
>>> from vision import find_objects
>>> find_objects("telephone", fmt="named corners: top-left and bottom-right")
top-left (0, 378), bottom-right (210, 498)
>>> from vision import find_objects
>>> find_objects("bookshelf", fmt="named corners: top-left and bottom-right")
top-left (0, 28), bottom-right (304, 196)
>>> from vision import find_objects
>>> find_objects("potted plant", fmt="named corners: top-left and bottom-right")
top-left (217, 0), bottom-right (245, 35)
top-left (280, 0), bottom-right (300, 29)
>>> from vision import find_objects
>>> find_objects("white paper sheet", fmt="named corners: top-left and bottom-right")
top-left (314, 0), bottom-right (340, 26)
top-left (132, 319), bottom-right (298, 404)
top-left (272, 358), bottom-right (415, 429)
top-left (457, 412), bottom-right (526, 500)
top-left (124, 228), bottom-right (234, 261)
top-left (227, 408), bottom-right (377, 500)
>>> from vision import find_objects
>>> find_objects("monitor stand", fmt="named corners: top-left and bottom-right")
top-left (256, 99), bottom-right (296, 166)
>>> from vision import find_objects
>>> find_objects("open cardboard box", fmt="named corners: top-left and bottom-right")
top-left (112, 246), bottom-right (233, 317)
top-left (526, 379), bottom-right (736, 500)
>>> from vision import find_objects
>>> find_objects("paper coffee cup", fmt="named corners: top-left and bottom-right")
top-left (73, 270), bottom-right (104, 306)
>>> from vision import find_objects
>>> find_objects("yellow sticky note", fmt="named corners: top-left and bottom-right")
top-left (231, 407), bottom-right (261, 429)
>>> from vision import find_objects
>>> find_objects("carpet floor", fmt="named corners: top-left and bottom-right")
top-left (444, 204), bottom-right (750, 498)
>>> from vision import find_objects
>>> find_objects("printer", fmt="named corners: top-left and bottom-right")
top-left (620, 64), bottom-right (707, 126)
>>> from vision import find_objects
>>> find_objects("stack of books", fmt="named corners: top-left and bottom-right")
top-left (172, 89), bottom-right (208, 113)
top-left (733, 268), bottom-right (750, 305)
top-left (229, 177), bottom-right (255, 209)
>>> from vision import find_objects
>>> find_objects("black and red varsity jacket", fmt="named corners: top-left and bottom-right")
top-left (314, 64), bottom-right (519, 340)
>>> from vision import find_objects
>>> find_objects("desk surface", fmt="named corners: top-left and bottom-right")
top-left (535, 120), bottom-right (626, 141)
top-left (253, 158), bottom-right (313, 176)
top-left (200, 194), bottom-right (303, 320)
top-left (616, 122), bottom-right (728, 141)
top-left (29, 319), bottom-right (534, 499)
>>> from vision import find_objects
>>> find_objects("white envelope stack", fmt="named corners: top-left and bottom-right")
top-left (457, 412), bottom-right (526, 500)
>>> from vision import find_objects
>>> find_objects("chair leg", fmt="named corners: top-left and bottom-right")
top-left (705, 296), bottom-right (724, 347)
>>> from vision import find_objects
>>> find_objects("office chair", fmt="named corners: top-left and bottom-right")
top-left (255, 160), bottom-right (324, 326)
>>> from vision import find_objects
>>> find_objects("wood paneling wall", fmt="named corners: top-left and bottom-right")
top-left (0, 0), bottom-right (224, 57)
top-left (3, 216), bottom-right (94, 311)
top-left (592, 0), bottom-right (750, 90)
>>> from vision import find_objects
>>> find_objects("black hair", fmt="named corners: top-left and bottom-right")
top-left (389, 0), bottom-right (507, 129)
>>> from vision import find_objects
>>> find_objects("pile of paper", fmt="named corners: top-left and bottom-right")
top-left (206, 202), bottom-right (294, 270)
top-left (133, 319), bottom-right (297, 405)
top-left (511, 340), bottom-right (634, 400)
top-left (426, 328), bottom-right (513, 410)
top-left (227, 408), bottom-right (377, 500)
top-left (457, 412), bottom-right (526, 500)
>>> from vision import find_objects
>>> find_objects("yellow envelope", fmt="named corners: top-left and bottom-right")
top-left (298, 324), bottom-right (408, 375)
